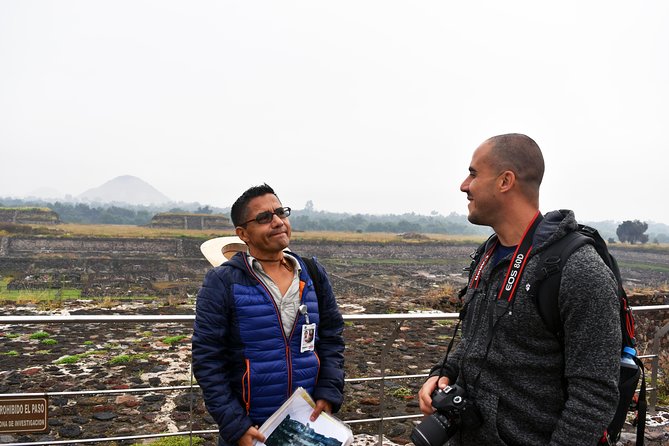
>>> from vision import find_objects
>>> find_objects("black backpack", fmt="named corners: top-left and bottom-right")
top-left (464, 225), bottom-right (646, 446)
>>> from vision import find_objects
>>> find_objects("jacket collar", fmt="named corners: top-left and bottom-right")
top-left (480, 209), bottom-right (578, 256)
top-left (224, 250), bottom-right (311, 282)
top-left (532, 209), bottom-right (579, 253)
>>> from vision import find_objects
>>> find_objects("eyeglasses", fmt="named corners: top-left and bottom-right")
top-left (240, 207), bottom-right (291, 226)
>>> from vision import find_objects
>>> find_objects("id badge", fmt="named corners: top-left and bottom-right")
top-left (301, 323), bottom-right (316, 353)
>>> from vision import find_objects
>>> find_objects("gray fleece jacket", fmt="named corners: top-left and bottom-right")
top-left (433, 210), bottom-right (620, 446)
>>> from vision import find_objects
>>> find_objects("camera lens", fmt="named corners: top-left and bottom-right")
top-left (410, 412), bottom-right (457, 446)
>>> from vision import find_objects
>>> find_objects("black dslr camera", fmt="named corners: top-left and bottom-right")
top-left (410, 384), bottom-right (481, 446)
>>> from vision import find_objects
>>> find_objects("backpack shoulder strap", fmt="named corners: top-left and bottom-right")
top-left (534, 228), bottom-right (594, 336)
top-left (578, 225), bottom-right (636, 348)
top-left (303, 256), bottom-right (324, 310)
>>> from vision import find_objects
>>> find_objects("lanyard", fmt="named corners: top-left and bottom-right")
top-left (469, 211), bottom-right (543, 304)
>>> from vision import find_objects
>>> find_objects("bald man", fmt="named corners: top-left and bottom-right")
top-left (417, 134), bottom-right (620, 446)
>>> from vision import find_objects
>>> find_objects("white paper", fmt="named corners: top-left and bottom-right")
top-left (255, 387), bottom-right (353, 446)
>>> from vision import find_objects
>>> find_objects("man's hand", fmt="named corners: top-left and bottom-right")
top-left (237, 425), bottom-right (265, 446)
top-left (418, 375), bottom-right (450, 415)
top-left (310, 399), bottom-right (333, 422)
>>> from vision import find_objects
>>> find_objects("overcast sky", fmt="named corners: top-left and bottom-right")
top-left (1, 1), bottom-right (668, 224)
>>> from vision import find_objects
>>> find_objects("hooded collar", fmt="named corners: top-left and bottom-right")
top-left (532, 209), bottom-right (579, 253)
top-left (479, 209), bottom-right (578, 257)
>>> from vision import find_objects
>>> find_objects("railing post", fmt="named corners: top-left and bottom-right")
top-left (650, 320), bottom-right (669, 412)
top-left (377, 319), bottom-right (405, 446)
top-left (189, 359), bottom-right (195, 446)
top-left (650, 353), bottom-right (659, 412)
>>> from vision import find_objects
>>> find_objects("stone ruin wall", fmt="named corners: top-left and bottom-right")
top-left (0, 208), bottom-right (60, 225)
top-left (5, 237), bottom-right (188, 257)
top-left (0, 236), bottom-right (456, 288)
top-left (0, 236), bottom-right (211, 292)
top-left (150, 213), bottom-right (232, 230)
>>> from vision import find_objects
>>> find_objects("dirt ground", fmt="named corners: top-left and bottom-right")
top-left (1, 239), bottom-right (669, 445)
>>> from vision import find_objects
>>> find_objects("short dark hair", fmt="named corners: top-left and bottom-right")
top-left (230, 183), bottom-right (280, 227)
top-left (487, 133), bottom-right (545, 192)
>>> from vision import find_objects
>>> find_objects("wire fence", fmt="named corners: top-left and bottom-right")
top-left (1, 307), bottom-right (668, 446)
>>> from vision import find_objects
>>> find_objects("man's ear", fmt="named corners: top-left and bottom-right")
top-left (235, 226), bottom-right (249, 243)
top-left (498, 170), bottom-right (516, 193)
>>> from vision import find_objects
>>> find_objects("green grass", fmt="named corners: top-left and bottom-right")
top-left (390, 386), bottom-right (413, 398)
top-left (618, 261), bottom-right (669, 273)
top-left (108, 354), bottom-right (132, 365)
top-left (0, 287), bottom-right (82, 302)
top-left (610, 243), bottom-right (669, 254)
top-left (54, 350), bottom-right (107, 365)
top-left (29, 331), bottom-right (50, 340)
top-left (162, 335), bottom-right (187, 345)
top-left (41, 338), bottom-right (57, 345)
top-left (9, 223), bottom-right (494, 246)
top-left (61, 289), bottom-right (80, 298)
top-left (131, 436), bottom-right (205, 446)
top-left (1, 350), bottom-right (19, 356)
top-left (0, 277), bottom-right (158, 302)
top-left (0, 290), bottom-right (156, 302)
top-left (0, 278), bottom-right (82, 301)
top-left (109, 353), bottom-right (150, 365)
top-left (54, 354), bottom-right (84, 365)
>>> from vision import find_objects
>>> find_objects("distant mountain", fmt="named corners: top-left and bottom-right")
top-left (78, 175), bottom-right (171, 206)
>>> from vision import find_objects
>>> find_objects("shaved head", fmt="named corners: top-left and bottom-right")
top-left (485, 133), bottom-right (545, 198)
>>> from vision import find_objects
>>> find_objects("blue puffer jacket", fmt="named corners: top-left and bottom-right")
top-left (192, 251), bottom-right (345, 445)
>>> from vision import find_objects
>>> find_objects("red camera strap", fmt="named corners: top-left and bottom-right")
top-left (469, 211), bottom-right (543, 304)
top-left (497, 211), bottom-right (543, 303)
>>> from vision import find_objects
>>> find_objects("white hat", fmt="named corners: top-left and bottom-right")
top-left (200, 236), bottom-right (247, 267)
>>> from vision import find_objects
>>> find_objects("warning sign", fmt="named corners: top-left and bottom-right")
top-left (0, 397), bottom-right (48, 433)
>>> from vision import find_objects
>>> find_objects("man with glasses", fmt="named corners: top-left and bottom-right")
top-left (192, 184), bottom-right (345, 446)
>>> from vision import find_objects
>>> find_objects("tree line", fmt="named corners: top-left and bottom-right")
top-left (0, 197), bottom-right (490, 235)
top-left (0, 199), bottom-right (201, 226)
top-left (0, 197), bottom-right (664, 242)
top-left (289, 209), bottom-right (489, 235)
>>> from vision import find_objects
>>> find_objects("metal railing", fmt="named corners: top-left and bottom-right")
top-left (1, 306), bottom-right (668, 445)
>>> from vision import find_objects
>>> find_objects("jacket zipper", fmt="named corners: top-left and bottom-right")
top-left (242, 254), bottom-right (304, 399)
top-left (284, 279), bottom-right (307, 395)
top-left (314, 352), bottom-right (321, 385)
top-left (242, 359), bottom-right (250, 414)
